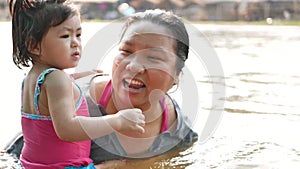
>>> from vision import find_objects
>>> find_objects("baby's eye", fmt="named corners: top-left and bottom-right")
top-left (60, 35), bottom-right (69, 38)
top-left (76, 33), bottom-right (81, 37)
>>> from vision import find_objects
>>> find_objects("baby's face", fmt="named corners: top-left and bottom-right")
top-left (38, 15), bottom-right (82, 70)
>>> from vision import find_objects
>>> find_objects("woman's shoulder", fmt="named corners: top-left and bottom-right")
top-left (90, 79), bottom-right (108, 92)
top-left (89, 77), bottom-right (110, 103)
top-left (165, 95), bottom-right (196, 132)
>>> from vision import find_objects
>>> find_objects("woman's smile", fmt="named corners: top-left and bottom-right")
top-left (123, 78), bottom-right (146, 93)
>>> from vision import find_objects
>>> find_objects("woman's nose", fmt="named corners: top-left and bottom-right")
top-left (125, 56), bottom-right (145, 74)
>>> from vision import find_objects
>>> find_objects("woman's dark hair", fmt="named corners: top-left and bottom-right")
top-left (9, 0), bottom-right (80, 68)
top-left (120, 9), bottom-right (189, 74)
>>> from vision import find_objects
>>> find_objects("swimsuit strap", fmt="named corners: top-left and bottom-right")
top-left (34, 68), bottom-right (59, 114)
top-left (98, 80), bottom-right (169, 133)
top-left (159, 96), bottom-right (169, 133)
top-left (98, 80), bottom-right (112, 108)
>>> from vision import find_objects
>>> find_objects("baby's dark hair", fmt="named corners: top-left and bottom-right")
top-left (120, 9), bottom-right (189, 73)
top-left (9, 0), bottom-right (80, 69)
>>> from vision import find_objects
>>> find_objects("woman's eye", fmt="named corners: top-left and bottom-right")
top-left (120, 49), bottom-right (131, 55)
top-left (148, 55), bottom-right (162, 61)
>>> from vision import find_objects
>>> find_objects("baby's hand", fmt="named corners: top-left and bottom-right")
top-left (116, 108), bottom-right (145, 133)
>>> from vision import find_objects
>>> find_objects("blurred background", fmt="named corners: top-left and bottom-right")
top-left (1, 0), bottom-right (300, 23)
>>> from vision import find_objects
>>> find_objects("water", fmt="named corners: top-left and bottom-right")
top-left (1, 22), bottom-right (300, 168)
top-left (189, 24), bottom-right (300, 168)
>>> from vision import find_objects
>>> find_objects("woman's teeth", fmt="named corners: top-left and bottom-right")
top-left (124, 79), bottom-right (145, 89)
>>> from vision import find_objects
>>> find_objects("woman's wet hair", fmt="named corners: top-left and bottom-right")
top-left (9, 0), bottom-right (80, 68)
top-left (120, 9), bottom-right (189, 74)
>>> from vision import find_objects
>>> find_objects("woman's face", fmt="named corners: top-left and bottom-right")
top-left (112, 21), bottom-right (178, 110)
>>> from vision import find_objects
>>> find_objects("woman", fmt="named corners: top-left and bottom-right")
top-left (88, 9), bottom-right (198, 165)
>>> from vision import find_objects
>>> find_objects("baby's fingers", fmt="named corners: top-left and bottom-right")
top-left (138, 119), bottom-right (145, 126)
top-left (137, 112), bottom-right (145, 124)
top-left (120, 108), bottom-right (145, 123)
top-left (134, 108), bottom-right (145, 120)
top-left (135, 123), bottom-right (145, 133)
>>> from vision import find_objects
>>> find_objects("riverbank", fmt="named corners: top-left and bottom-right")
top-left (1, 17), bottom-right (299, 26)
top-left (82, 19), bottom-right (300, 26)
top-left (191, 19), bottom-right (300, 26)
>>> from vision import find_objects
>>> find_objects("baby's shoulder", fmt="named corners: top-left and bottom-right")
top-left (42, 70), bottom-right (73, 89)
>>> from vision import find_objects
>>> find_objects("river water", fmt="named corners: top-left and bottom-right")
top-left (1, 22), bottom-right (300, 168)
top-left (184, 24), bottom-right (300, 169)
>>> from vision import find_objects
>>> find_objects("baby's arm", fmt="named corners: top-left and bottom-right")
top-left (45, 70), bottom-right (144, 142)
top-left (67, 108), bottom-right (145, 141)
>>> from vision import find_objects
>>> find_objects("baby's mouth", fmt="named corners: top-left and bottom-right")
top-left (123, 78), bottom-right (146, 90)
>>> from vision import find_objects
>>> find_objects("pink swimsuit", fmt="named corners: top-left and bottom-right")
top-left (20, 68), bottom-right (93, 169)
top-left (98, 80), bottom-right (169, 133)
